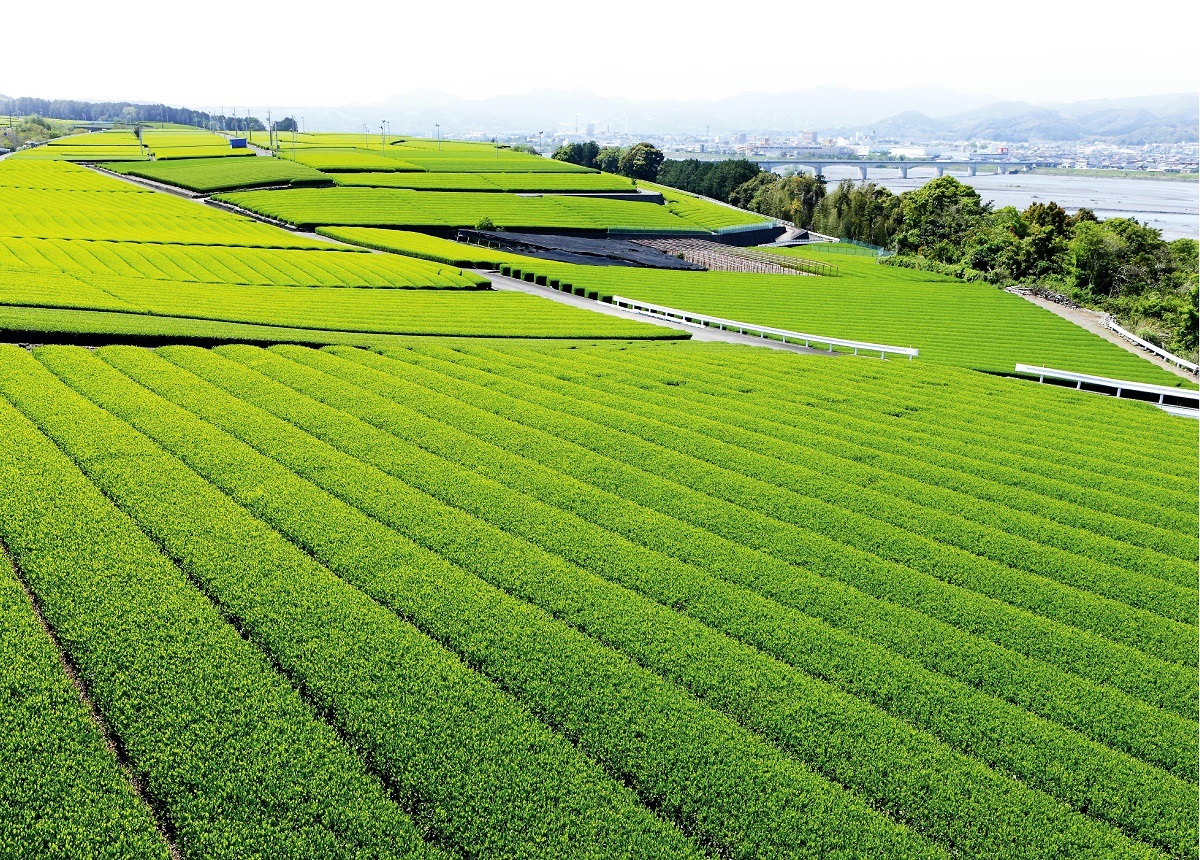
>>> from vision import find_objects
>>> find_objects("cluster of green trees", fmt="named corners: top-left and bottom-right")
top-left (0, 97), bottom-right (263, 131)
top-left (856, 177), bottom-right (1197, 356)
top-left (658, 159), bottom-right (761, 203)
top-left (656, 159), bottom-right (1198, 357)
top-left (552, 140), bottom-right (664, 181)
top-left (0, 114), bottom-right (66, 150)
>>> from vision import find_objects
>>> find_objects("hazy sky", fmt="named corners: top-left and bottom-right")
top-left (6, 0), bottom-right (1197, 107)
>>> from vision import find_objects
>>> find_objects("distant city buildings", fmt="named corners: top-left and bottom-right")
top-left (459, 126), bottom-right (1198, 174)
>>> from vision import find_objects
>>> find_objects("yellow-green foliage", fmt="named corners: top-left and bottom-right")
top-left (219, 187), bottom-right (708, 232)
top-left (642, 181), bottom-right (772, 230)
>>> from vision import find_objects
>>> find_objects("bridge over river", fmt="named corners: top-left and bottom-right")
top-left (755, 158), bottom-right (1037, 179)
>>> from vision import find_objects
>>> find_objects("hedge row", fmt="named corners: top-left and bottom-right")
top-left (64, 343), bottom-right (943, 860)
top-left (204, 343), bottom-right (1196, 783)
top-left (0, 543), bottom-right (169, 860)
top-left (26, 344), bottom-right (702, 860)
top-left (156, 341), bottom-right (1197, 858)
top-left (339, 344), bottom-right (1197, 719)
top-left (0, 346), bottom-right (437, 860)
top-left (461, 341), bottom-right (1196, 620)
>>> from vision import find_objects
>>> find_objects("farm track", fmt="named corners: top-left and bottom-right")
top-left (483, 268), bottom-right (840, 352)
top-left (1011, 289), bottom-right (1199, 382)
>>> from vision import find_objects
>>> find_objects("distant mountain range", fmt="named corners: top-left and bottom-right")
top-left (864, 93), bottom-right (1198, 144)
top-left (8, 86), bottom-right (1196, 143)
top-left (259, 88), bottom-right (1197, 143)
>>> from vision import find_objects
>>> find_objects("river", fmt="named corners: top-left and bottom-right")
top-left (813, 167), bottom-right (1199, 241)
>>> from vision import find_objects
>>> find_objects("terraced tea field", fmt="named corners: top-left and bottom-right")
top-left (331, 171), bottom-right (637, 192)
top-left (1, 338), bottom-right (1194, 860)
top-left (217, 186), bottom-right (712, 232)
top-left (0, 160), bottom-right (668, 341)
top-left (105, 156), bottom-right (331, 192)
top-left (483, 246), bottom-right (1193, 384)
top-left (1, 133), bottom-right (1196, 860)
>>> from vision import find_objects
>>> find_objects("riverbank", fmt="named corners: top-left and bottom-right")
top-left (814, 169), bottom-right (1199, 241)
top-left (1032, 167), bottom-right (1197, 182)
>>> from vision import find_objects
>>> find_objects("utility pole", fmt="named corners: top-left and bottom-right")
top-left (436, 123), bottom-right (441, 151)
top-left (267, 110), bottom-right (272, 149)
top-left (381, 122), bottom-right (386, 151)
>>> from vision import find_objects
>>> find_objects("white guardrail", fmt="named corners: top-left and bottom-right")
top-left (1103, 316), bottom-right (1198, 375)
top-left (610, 296), bottom-right (918, 359)
top-left (1014, 364), bottom-right (1199, 414)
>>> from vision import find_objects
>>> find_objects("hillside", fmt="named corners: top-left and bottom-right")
top-left (1, 129), bottom-right (1195, 860)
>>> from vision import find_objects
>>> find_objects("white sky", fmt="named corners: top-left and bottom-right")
top-left (4, 0), bottom-right (1197, 107)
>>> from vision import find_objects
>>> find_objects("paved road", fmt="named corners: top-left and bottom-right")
top-left (1009, 290), bottom-right (1196, 382)
top-left (479, 269), bottom-right (840, 355)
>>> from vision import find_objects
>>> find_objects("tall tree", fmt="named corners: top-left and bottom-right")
top-left (895, 176), bottom-right (988, 259)
top-left (595, 146), bottom-right (621, 173)
top-left (619, 143), bottom-right (664, 181)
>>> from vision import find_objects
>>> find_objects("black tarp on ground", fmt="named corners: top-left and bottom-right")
top-left (457, 230), bottom-right (703, 270)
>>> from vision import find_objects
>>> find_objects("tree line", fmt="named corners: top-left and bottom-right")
top-left (657, 159), bottom-right (1198, 357)
top-left (552, 140), bottom-right (664, 181)
top-left (0, 96), bottom-right (264, 131)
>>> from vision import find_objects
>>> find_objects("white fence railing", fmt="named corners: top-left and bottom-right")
top-left (1103, 316), bottom-right (1198, 374)
top-left (1014, 364), bottom-right (1199, 414)
top-left (610, 296), bottom-right (918, 359)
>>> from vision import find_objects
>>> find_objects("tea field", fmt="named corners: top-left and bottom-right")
top-left (481, 245), bottom-right (1194, 384)
top-left (1, 131), bottom-right (1196, 860)
top-left (215, 186), bottom-right (714, 232)
top-left (1, 337), bottom-right (1195, 860)
top-left (0, 160), bottom-right (667, 341)
top-left (104, 156), bottom-right (332, 192)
